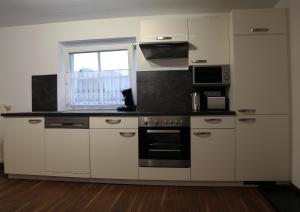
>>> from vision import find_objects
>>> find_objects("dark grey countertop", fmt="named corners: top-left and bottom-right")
top-left (1, 110), bottom-right (236, 117)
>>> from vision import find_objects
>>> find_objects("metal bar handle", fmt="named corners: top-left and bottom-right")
top-left (250, 28), bottom-right (270, 33)
top-left (147, 130), bottom-right (181, 134)
top-left (204, 118), bottom-right (222, 124)
top-left (28, 119), bottom-right (42, 124)
top-left (105, 119), bottom-right (122, 124)
top-left (193, 132), bottom-right (212, 137)
top-left (119, 132), bottom-right (136, 138)
top-left (238, 118), bottom-right (256, 123)
top-left (192, 59), bottom-right (207, 63)
top-left (149, 149), bottom-right (181, 152)
top-left (238, 109), bottom-right (256, 114)
top-left (156, 36), bottom-right (172, 40)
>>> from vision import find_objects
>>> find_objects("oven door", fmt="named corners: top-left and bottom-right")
top-left (139, 127), bottom-right (190, 168)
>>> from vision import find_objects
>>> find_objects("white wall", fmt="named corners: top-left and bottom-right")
top-left (289, 0), bottom-right (300, 188)
top-left (276, 0), bottom-right (300, 188)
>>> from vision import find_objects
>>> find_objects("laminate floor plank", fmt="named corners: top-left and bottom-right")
top-left (0, 169), bottom-right (275, 212)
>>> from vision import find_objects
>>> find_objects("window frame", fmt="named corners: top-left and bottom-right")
top-left (63, 43), bottom-right (135, 110)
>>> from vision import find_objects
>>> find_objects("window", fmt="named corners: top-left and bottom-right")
top-left (65, 45), bottom-right (134, 109)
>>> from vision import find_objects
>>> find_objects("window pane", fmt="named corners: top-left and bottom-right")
top-left (72, 52), bottom-right (99, 72)
top-left (100, 50), bottom-right (128, 71)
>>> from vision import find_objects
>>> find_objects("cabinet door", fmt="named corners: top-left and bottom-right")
top-left (189, 15), bottom-right (229, 65)
top-left (234, 35), bottom-right (289, 115)
top-left (140, 19), bottom-right (188, 43)
top-left (45, 129), bottom-right (90, 177)
top-left (191, 129), bottom-right (235, 181)
top-left (231, 9), bottom-right (287, 35)
top-left (4, 117), bottom-right (44, 175)
top-left (90, 129), bottom-right (138, 179)
top-left (236, 115), bottom-right (290, 181)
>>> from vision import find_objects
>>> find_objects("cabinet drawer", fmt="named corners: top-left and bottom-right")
top-left (191, 116), bottom-right (235, 129)
top-left (231, 9), bottom-right (287, 35)
top-left (140, 19), bottom-right (188, 43)
top-left (90, 117), bottom-right (138, 129)
top-left (139, 167), bottom-right (190, 181)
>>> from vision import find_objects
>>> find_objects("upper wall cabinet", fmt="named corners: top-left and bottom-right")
top-left (140, 19), bottom-right (188, 43)
top-left (188, 15), bottom-right (229, 65)
top-left (231, 9), bottom-right (287, 35)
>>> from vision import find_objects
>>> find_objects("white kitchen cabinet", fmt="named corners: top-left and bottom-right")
top-left (90, 129), bottom-right (138, 179)
top-left (140, 19), bottom-right (188, 43)
top-left (90, 117), bottom-right (138, 129)
top-left (230, 9), bottom-right (289, 115)
top-left (3, 117), bottom-right (44, 175)
top-left (188, 15), bottom-right (229, 65)
top-left (231, 9), bottom-right (287, 35)
top-left (236, 115), bottom-right (290, 181)
top-left (191, 116), bottom-right (235, 181)
top-left (191, 129), bottom-right (235, 181)
top-left (44, 129), bottom-right (90, 178)
top-left (233, 35), bottom-right (289, 115)
top-left (191, 116), bottom-right (235, 129)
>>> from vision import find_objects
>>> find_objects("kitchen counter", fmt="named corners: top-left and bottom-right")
top-left (1, 110), bottom-right (236, 117)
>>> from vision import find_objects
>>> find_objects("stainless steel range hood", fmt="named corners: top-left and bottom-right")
top-left (139, 41), bottom-right (188, 59)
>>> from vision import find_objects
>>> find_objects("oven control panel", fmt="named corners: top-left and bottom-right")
top-left (138, 116), bottom-right (190, 127)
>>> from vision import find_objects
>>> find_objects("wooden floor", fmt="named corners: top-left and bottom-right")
top-left (0, 170), bottom-right (275, 212)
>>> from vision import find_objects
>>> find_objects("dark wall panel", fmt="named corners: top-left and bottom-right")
top-left (137, 70), bottom-right (192, 113)
top-left (32, 74), bottom-right (57, 111)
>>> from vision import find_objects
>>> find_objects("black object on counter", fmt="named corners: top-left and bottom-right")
top-left (32, 74), bottom-right (57, 112)
top-left (117, 88), bottom-right (136, 111)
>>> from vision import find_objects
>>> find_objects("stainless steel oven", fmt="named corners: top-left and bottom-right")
top-left (138, 116), bottom-right (190, 168)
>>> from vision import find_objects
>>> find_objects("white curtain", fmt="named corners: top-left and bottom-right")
top-left (66, 71), bottom-right (130, 106)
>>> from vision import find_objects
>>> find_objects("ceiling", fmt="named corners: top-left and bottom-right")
top-left (0, 0), bottom-right (279, 27)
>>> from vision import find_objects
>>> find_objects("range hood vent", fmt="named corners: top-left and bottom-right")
top-left (139, 42), bottom-right (188, 59)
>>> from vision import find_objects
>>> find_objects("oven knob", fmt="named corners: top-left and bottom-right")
top-left (164, 120), bottom-right (168, 125)
top-left (154, 120), bottom-right (159, 125)
top-left (180, 120), bottom-right (183, 125)
top-left (169, 120), bottom-right (173, 124)
top-left (175, 120), bottom-right (178, 125)
top-left (144, 121), bottom-right (148, 126)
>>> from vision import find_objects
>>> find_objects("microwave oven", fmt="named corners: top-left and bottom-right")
top-left (192, 65), bottom-right (231, 86)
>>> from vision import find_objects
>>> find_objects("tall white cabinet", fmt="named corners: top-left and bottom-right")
top-left (230, 9), bottom-right (290, 181)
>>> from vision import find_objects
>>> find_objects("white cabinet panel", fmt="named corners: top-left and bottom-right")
top-left (45, 129), bottom-right (90, 177)
top-left (90, 129), bottom-right (138, 179)
top-left (90, 117), bottom-right (138, 129)
top-left (140, 19), bottom-right (188, 43)
top-left (233, 35), bottom-right (289, 115)
top-left (4, 117), bottom-right (44, 175)
top-left (236, 115), bottom-right (290, 181)
top-left (139, 167), bottom-right (190, 181)
top-left (189, 15), bottom-right (229, 65)
top-left (191, 116), bottom-right (235, 129)
top-left (231, 9), bottom-right (287, 35)
top-left (191, 129), bottom-right (235, 181)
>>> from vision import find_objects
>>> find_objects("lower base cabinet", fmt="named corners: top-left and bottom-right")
top-left (236, 115), bottom-right (290, 181)
top-left (4, 117), bottom-right (45, 176)
top-left (191, 129), bottom-right (235, 181)
top-left (45, 129), bottom-right (90, 177)
top-left (90, 129), bottom-right (138, 179)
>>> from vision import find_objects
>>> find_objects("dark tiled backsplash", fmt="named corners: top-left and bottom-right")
top-left (137, 70), bottom-right (193, 113)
